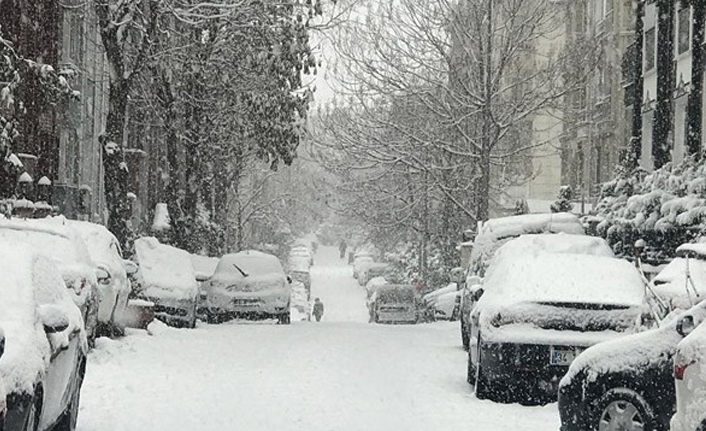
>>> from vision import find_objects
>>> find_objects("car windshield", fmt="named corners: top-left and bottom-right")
top-left (377, 287), bottom-right (415, 303)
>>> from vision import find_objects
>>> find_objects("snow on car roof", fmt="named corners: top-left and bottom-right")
top-left (190, 254), bottom-right (219, 281)
top-left (134, 237), bottom-right (198, 298)
top-left (481, 252), bottom-right (645, 308)
top-left (46, 217), bottom-right (120, 263)
top-left (653, 257), bottom-right (706, 306)
top-left (677, 243), bottom-right (706, 258)
top-left (676, 311), bottom-right (706, 363)
top-left (0, 244), bottom-right (84, 394)
top-left (469, 213), bottom-right (584, 274)
top-left (215, 250), bottom-right (285, 277)
top-left (0, 218), bottom-right (93, 267)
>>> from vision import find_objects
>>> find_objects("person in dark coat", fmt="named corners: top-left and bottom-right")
top-left (312, 298), bottom-right (324, 322)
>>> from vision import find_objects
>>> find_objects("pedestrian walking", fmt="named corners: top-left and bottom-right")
top-left (339, 240), bottom-right (347, 259)
top-left (312, 298), bottom-right (324, 322)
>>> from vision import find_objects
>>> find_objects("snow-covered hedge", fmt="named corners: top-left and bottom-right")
top-left (594, 157), bottom-right (706, 261)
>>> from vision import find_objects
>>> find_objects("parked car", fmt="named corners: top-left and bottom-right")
top-left (0, 219), bottom-right (100, 344)
top-left (672, 308), bottom-right (706, 431)
top-left (559, 302), bottom-right (706, 431)
top-left (461, 233), bottom-right (615, 349)
top-left (468, 251), bottom-right (648, 404)
top-left (50, 218), bottom-right (138, 336)
top-left (133, 237), bottom-right (199, 328)
top-left (653, 243), bottom-right (706, 311)
top-left (352, 251), bottom-right (374, 280)
top-left (358, 263), bottom-right (390, 286)
top-left (191, 253), bottom-right (220, 321)
top-left (423, 284), bottom-right (460, 320)
top-left (202, 250), bottom-right (292, 324)
top-left (290, 244), bottom-right (314, 268)
top-left (369, 284), bottom-right (420, 324)
top-left (459, 214), bottom-right (585, 349)
top-left (0, 244), bottom-right (88, 431)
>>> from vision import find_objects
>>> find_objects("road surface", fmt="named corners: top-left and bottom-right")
top-left (76, 246), bottom-right (559, 431)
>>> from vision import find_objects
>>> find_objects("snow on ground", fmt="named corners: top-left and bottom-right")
top-left (76, 245), bottom-right (559, 431)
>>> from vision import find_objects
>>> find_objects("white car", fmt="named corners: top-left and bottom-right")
top-left (203, 250), bottom-right (292, 324)
top-left (0, 219), bottom-right (100, 343)
top-left (134, 237), bottom-right (199, 328)
top-left (672, 311), bottom-right (706, 431)
top-left (469, 250), bottom-right (648, 403)
top-left (51, 218), bottom-right (138, 335)
top-left (0, 243), bottom-right (88, 431)
top-left (654, 243), bottom-right (706, 311)
top-left (353, 251), bottom-right (374, 279)
top-left (423, 284), bottom-right (460, 320)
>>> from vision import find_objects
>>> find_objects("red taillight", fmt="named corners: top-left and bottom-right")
top-left (674, 362), bottom-right (690, 380)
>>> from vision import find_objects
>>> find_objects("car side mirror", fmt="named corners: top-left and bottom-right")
top-left (286, 275), bottom-right (293, 284)
top-left (96, 266), bottom-right (111, 286)
top-left (0, 327), bottom-right (5, 358)
top-left (677, 315), bottom-right (696, 337)
top-left (123, 259), bottom-right (139, 276)
top-left (39, 304), bottom-right (70, 334)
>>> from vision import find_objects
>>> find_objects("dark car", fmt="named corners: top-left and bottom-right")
top-left (0, 245), bottom-right (88, 431)
top-left (558, 302), bottom-right (706, 431)
top-left (468, 252), bottom-right (647, 404)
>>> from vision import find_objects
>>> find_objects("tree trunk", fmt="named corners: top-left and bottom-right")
top-left (103, 78), bottom-right (133, 252)
top-left (652, 0), bottom-right (675, 169)
top-left (628, 0), bottom-right (645, 169)
top-left (686, 0), bottom-right (705, 157)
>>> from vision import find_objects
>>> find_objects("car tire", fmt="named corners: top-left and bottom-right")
top-left (593, 388), bottom-right (657, 431)
top-left (23, 388), bottom-right (41, 431)
top-left (461, 320), bottom-right (470, 350)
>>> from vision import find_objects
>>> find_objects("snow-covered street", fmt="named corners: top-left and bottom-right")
top-left (76, 247), bottom-right (559, 431)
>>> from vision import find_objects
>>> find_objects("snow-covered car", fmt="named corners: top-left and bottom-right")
top-left (459, 214), bottom-right (585, 350)
top-left (352, 251), bottom-right (374, 279)
top-left (672, 310), bottom-right (706, 431)
top-left (559, 302), bottom-right (706, 431)
top-left (0, 219), bottom-right (100, 344)
top-left (653, 243), bottom-right (706, 311)
top-left (358, 262), bottom-right (390, 286)
top-left (290, 279), bottom-right (311, 322)
top-left (468, 252), bottom-right (647, 404)
top-left (0, 244), bottom-right (88, 431)
top-left (191, 254), bottom-right (220, 321)
top-left (370, 284), bottom-right (420, 324)
top-left (133, 237), bottom-right (199, 328)
top-left (51, 218), bottom-right (138, 335)
top-left (290, 244), bottom-right (314, 268)
top-left (423, 284), bottom-right (460, 320)
top-left (461, 233), bottom-right (614, 349)
top-left (203, 250), bottom-right (292, 324)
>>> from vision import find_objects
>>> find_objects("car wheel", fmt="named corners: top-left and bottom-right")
top-left (23, 389), bottom-right (41, 431)
top-left (461, 320), bottom-right (470, 350)
top-left (594, 388), bottom-right (656, 431)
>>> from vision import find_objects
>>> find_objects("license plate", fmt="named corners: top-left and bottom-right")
top-left (549, 347), bottom-right (580, 366)
top-left (233, 299), bottom-right (258, 306)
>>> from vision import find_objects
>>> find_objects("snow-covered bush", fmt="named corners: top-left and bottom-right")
top-left (594, 157), bottom-right (706, 261)
top-left (550, 185), bottom-right (574, 213)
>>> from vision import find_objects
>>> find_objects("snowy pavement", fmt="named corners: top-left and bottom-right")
top-left (76, 246), bottom-right (560, 431)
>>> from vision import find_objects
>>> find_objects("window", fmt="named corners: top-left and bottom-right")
top-left (68, 14), bottom-right (84, 64)
top-left (678, 6), bottom-right (691, 55)
top-left (645, 27), bottom-right (656, 72)
top-left (574, 1), bottom-right (587, 34)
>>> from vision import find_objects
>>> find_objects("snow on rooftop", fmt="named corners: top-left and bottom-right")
top-left (134, 237), bottom-right (198, 300)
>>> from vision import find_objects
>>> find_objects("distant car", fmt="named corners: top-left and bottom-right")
top-left (0, 219), bottom-right (100, 344)
top-left (0, 244), bottom-right (88, 431)
top-left (52, 218), bottom-right (138, 336)
top-left (672, 308), bottom-right (706, 431)
top-left (290, 270), bottom-right (311, 301)
top-left (461, 233), bottom-right (615, 349)
top-left (370, 285), bottom-right (420, 324)
top-left (559, 302), bottom-right (706, 431)
top-left (203, 250), bottom-right (292, 324)
top-left (133, 237), bottom-right (199, 328)
top-left (290, 244), bottom-right (314, 267)
top-left (424, 284), bottom-right (460, 320)
top-left (468, 252), bottom-right (649, 404)
top-left (358, 263), bottom-right (390, 286)
top-left (653, 243), bottom-right (706, 311)
top-left (352, 251), bottom-right (374, 279)
top-left (459, 214), bottom-right (586, 350)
